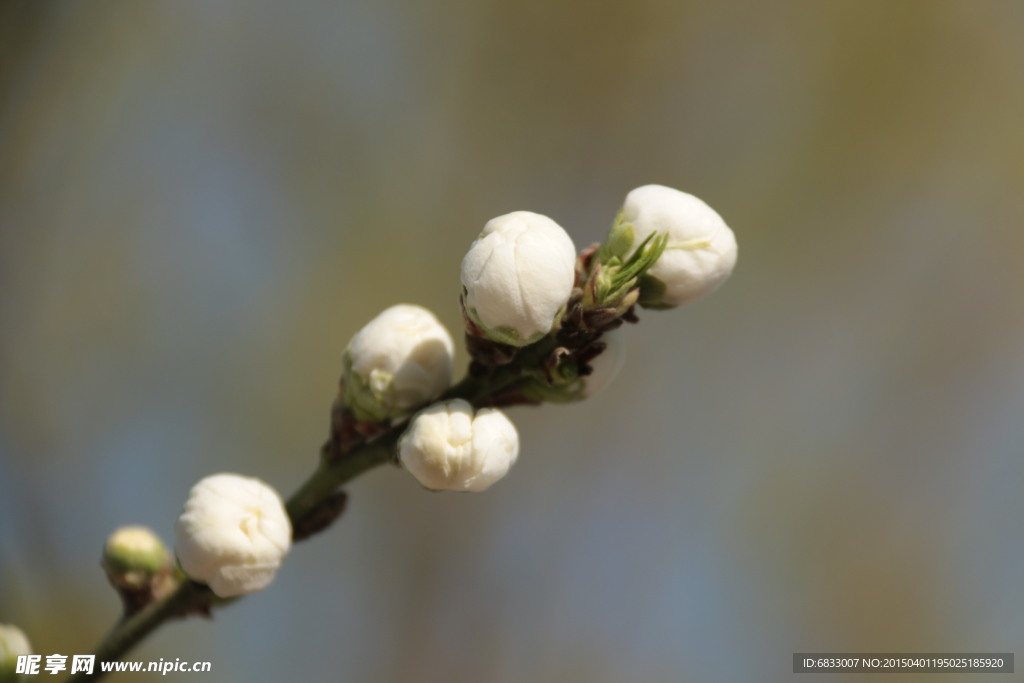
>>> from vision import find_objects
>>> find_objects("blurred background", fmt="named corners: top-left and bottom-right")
top-left (1, 1), bottom-right (1022, 681)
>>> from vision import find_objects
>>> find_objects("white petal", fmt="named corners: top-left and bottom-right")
top-left (623, 185), bottom-right (737, 307)
top-left (461, 212), bottom-right (576, 345)
top-left (174, 473), bottom-right (292, 598)
top-left (345, 304), bottom-right (455, 419)
top-left (399, 400), bottom-right (520, 492)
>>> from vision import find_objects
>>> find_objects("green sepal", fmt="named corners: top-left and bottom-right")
top-left (595, 210), bottom-right (635, 262)
top-left (516, 375), bottom-right (586, 404)
top-left (589, 231), bottom-right (668, 308)
top-left (512, 349), bottom-right (590, 404)
top-left (637, 273), bottom-right (676, 309)
top-left (341, 352), bottom-right (395, 422)
top-left (103, 531), bottom-right (168, 578)
top-left (464, 303), bottom-right (565, 348)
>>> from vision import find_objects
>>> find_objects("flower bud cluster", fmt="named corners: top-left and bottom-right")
top-left (332, 184), bottom-right (735, 493)
top-left (109, 183), bottom-right (736, 624)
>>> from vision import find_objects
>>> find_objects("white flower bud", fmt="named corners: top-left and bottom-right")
top-left (581, 329), bottom-right (626, 398)
top-left (174, 473), bottom-right (292, 598)
top-left (399, 399), bottom-right (519, 492)
top-left (343, 304), bottom-right (455, 422)
top-left (620, 184), bottom-right (737, 308)
top-left (0, 624), bottom-right (31, 681)
top-left (461, 211), bottom-right (577, 346)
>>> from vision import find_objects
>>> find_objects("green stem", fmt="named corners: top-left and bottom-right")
top-left (64, 353), bottom-right (551, 682)
top-left (286, 430), bottom-right (399, 523)
top-left (66, 581), bottom-right (203, 682)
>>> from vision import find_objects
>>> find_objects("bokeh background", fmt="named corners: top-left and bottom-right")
top-left (2, 1), bottom-right (1023, 681)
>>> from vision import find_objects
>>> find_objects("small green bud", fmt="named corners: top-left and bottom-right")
top-left (103, 526), bottom-right (169, 590)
